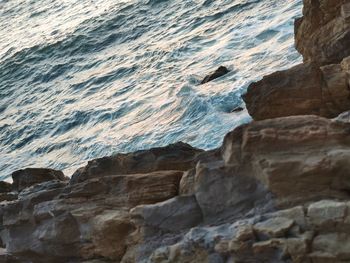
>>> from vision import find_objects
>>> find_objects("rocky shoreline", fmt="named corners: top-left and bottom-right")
top-left (1, 1), bottom-right (350, 262)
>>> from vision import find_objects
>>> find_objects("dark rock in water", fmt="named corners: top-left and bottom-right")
top-left (12, 168), bottom-right (67, 192)
top-left (200, 66), bottom-right (230, 84)
top-left (0, 182), bottom-right (12, 193)
top-left (231, 106), bottom-right (244, 113)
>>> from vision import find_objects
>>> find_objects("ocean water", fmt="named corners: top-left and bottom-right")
top-left (0, 0), bottom-right (303, 179)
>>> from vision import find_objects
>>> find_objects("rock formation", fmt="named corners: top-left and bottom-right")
top-left (200, 66), bottom-right (230, 84)
top-left (244, 1), bottom-right (350, 121)
top-left (2, 0), bottom-right (350, 262)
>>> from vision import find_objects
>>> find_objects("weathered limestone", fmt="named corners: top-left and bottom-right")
top-left (148, 200), bottom-right (350, 263)
top-left (245, 0), bottom-right (350, 121)
top-left (311, 233), bottom-right (350, 262)
top-left (91, 210), bottom-right (135, 261)
top-left (243, 63), bottom-right (328, 120)
top-left (295, 0), bottom-right (350, 65)
top-left (254, 217), bottom-right (295, 239)
top-left (193, 160), bottom-right (271, 223)
top-left (131, 196), bottom-right (202, 232)
top-left (222, 115), bottom-right (350, 207)
top-left (0, 170), bottom-right (184, 261)
top-left (244, 56), bottom-right (350, 120)
top-left (70, 142), bottom-right (203, 184)
top-left (12, 168), bottom-right (67, 192)
top-left (307, 200), bottom-right (348, 228)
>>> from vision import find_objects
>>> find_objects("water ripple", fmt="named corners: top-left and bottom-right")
top-left (0, 0), bottom-right (303, 179)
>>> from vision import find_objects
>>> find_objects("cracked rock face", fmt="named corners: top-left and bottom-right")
top-left (295, 0), bottom-right (350, 65)
top-left (244, 57), bottom-right (350, 120)
top-left (245, 0), bottom-right (350, 121)
top-left (222, 115), bottom-right (350, 207)
top-left (149, 200), bottom-right (350, 263)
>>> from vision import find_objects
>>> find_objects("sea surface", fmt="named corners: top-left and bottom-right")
top-left (0, 0), bottom-right (303, 180)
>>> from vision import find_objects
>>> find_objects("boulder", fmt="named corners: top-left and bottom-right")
top-left (194, 160), bottom-right (271, 223)
top-left (295, 1), bottom-right (350, 65)
top-left (12, 168), bottom-right (66, 192)
top-left (91, 210), bottom-right (135, 261)
top-left (222, 115), bottom-right (350, 207)
top-left (243, 58), bottom-right (350, 121)
top-left (254, 217), bottom-right (295, 239)
top-left (0, 193), bottom-right (17, 202)
top-left (131, 196), bottom-right (202, 233)
top-left (243, 63), bottom-right (328, 120)
top-left (200, 66), bottom-right (230, 84)
top-left (70, 142), bottom-right (203, 184)
top-left (307, 200), bottom-right (347, 228)
top-left (65, 170), bottom-right (184, 207)
top-left (0, 182), bottom-right (16, 202)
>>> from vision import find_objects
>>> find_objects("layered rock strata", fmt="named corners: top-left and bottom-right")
top-left (1, 0), bottom-right (350, 262)
top-left (245, 1), bottom-right (350, 120)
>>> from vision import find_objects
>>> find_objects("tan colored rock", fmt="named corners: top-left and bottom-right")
top-left (0, 183), bottom-right (11, 194)
top-left (295, 0), bottom-right (350, 65)
top-left (222, 115), bottom-right (350, 207)
top-left (65, 171), bottom-right (183, 207)
top-left (228, 225), bottom-right (255, 254)
top-left (70, 142), bottom-right (203, 184)
top-left (0, 193), bottom-right (17, 202)
top-left (252, 239), bottom-right (284, 255)
top-left (265, 206), bottom-right (307, 230)
top-left (91, 210), bottom-right (135, 261)
top-left (285, 237), bottom-right (310, 263)
top-left (243, 63), bottom-right (329, 121)
top-left (320, 63), bottom-right (350, 113)
top-left (307, 200), bottom-right (347, 228)
top-left (0, 169), bottom-right (184, 262)
top-left (244, 57), bottom-right (350, 121)
top-left (311, 233), bottom-right (350, 261)
top-left (252, 236), bottom-right (311, 263)
top-left (150, 245), bottom-right (210, 263)
top-left (130, 196), bottom-right (202, 232)
top-left (179, 169), bottom-right (196, 196)
top-left (194, 160), bottom-right (269, 222)
top-left (11, 168), bottom-right (66, 192)
top-left (254, 217), bottom-right (294, 239)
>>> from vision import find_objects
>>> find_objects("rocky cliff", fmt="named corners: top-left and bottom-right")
top-left (2, 1), bottom-right (350, 262)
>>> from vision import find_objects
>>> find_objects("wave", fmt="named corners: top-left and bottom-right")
top-left (0, 0), bottom-right (303, 179)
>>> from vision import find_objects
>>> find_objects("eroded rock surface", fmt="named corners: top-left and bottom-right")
top-left (245, 0), bottom-right (350, 121)
top-left (295, 0), bottom-right (350, 65)
top-left (222, 115), bottom-right (350, 207)
top-left (244, 56), bottom-right (350, 120)
top-left (150, 200), bottom-right (350, 263)
top-left (70, 142), bottom-right (203, 184)
top-left (12, 168), bottom-right (67, 192)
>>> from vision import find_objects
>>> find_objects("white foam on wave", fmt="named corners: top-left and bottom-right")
top-left (0, 0), bottom-right (302, 178)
